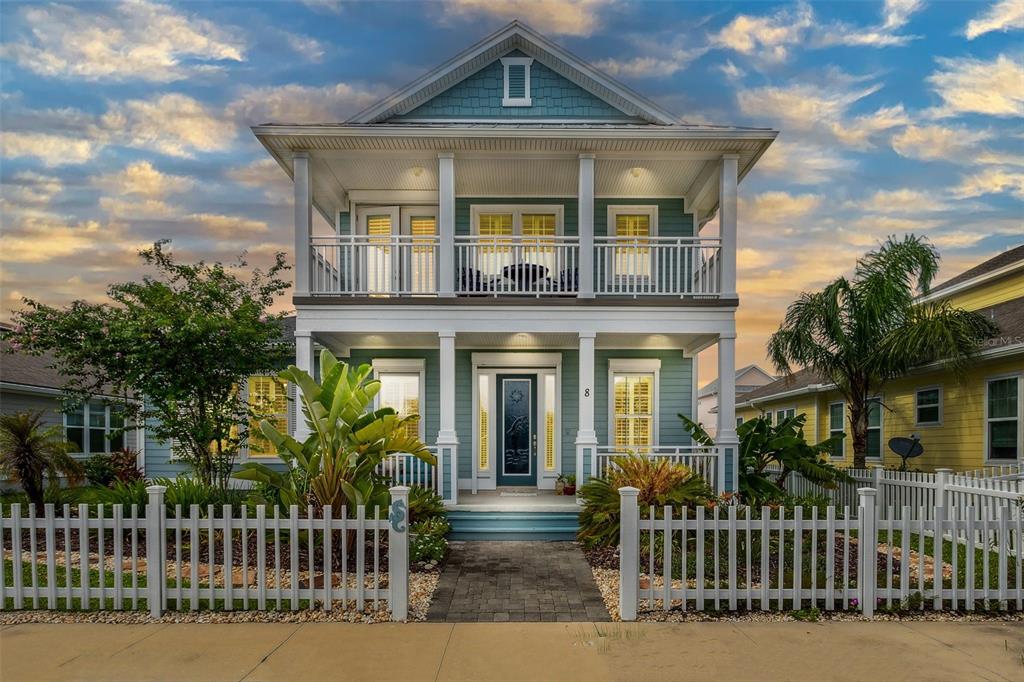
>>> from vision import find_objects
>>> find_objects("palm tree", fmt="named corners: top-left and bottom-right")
top-left (767, 235), bottom-right (998, 468)
top-left (0, 411), bottom-right (84, 515)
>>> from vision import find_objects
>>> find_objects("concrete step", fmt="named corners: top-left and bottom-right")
top-left (447, 511), bottom-right (580, 541)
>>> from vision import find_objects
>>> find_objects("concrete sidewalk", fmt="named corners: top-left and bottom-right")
top-left (1, 621), bottom-right (1022, 681)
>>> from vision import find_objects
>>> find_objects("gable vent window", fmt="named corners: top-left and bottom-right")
top-left (501, 57), bottom-right (533, 107)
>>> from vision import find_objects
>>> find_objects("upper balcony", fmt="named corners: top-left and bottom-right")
top-left (253, 124), bottom-right (774, 306)
top-left (309, 233), bottom-right (722, 298)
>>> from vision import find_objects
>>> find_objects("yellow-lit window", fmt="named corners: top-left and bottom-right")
top-left (248, 377), bottom-right (288, 457)
top-left (366, 214), bottom-right (394, 294)
top-left (613, 373), bottom-right (654, 447)
top-left (614, 214), bottom-right (651, 278)
top-left (379, 373), bottom-right (422, 440)
top-left (479, 375), bottom-right (490, 470)
top-left (521, 214), bottom-right (556, 237)
top-left (544, 374), bottom-right (556, 471)
top-left (477, 213), bottom-right (514, 275)
top-left (478, 213), bottom-right (513, 236)
top-left (408, 216), bottom-right (436, 293)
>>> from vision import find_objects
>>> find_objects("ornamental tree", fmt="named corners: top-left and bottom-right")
top-left (7, 241), bottom-right (291, 488)
top-left (767, 235), bottom-right (997, 468)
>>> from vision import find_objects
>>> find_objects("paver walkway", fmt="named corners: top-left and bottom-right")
top-left (426, 541), bottom-right (610, 622)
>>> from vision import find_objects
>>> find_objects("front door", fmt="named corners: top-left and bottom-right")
top-left (496, 374), bottom-right (537, 486)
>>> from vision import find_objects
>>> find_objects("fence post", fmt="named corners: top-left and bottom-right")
top-left (857, 487), bottom-right (877, 619)
top-left (934, 468), bottom-right (952, 510)
top-left (388, 485), bottom-right (410, 622)
top-left (870, 465), bottom-right (884, 520)
top-left (618, 486), bottom-right (640, 621)
top-left (145, 485), bottom-right (166, 618)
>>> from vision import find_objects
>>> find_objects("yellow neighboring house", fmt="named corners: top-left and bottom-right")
top-left (737, 245), bottom-right (1024, 472)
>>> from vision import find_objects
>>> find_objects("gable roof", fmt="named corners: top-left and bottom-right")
top-left (928, 244), bottom-right (1024, 296)
top-left (348, 21), bottom-right (680, 126)
top-left (698, 364), bottom-right (777, 398)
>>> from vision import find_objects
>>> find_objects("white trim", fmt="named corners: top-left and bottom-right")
top-left (773, 406), bottom-right (797, 423)
top-left (913, 385), bottom-right (943, 427)
top-left (501, 57), bottom-right (533, 107)
top-left (828, 400), bottom-right (845, 459)
top-left (984, 371), bottom-right (1023, 464)
top-left (866, 395), bottom-right (884, 463)
top-left (372, 358), bottom-right (428, 441)
top-left (607, 359), bottom-right (661, 448)
top-left (400, 206), bottom-right (439, 235)
top-left (469, 203), bottom-right (565, 236)
top-left (63, 401), bottom-right (125, 457)
top-left (356, 205), bottom-right (400, 236)
top-left (471, 352), bottom-right (562, 367)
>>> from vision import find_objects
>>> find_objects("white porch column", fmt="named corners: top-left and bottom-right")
top-left (293, 152), bottom-right (312, 297)
top-left (577, 154), bottom-right (595, 298)
top-left (716, 333), bottom-right (738, 493)
top-left (438, 153), bottom-right (455, 298)
top-left (294, 330), bottom-right (315, 442)
top-left (437, 331), bottom-right (459, 503)
top-left (575, 331), bottom-right (598, 489)
top-left (719, 154), bottom-right (738, 298)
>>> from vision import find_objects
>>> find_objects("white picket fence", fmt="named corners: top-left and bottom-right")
top-left (618, 486), bottom-right (1024, 620)
top-left (0, 485), bottom-right (411, 620)
top-left (771, 465), bottom-right (1024, 521)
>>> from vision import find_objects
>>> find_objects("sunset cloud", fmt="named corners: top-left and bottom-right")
top-left (965, 0), bottom-right (1024, 39)
top-left (92, 161), bottom-right (195, 199)
top-left (441, 0), bottom-right (612, 37)
top-left (927, 54), bottom-right (1024, 118)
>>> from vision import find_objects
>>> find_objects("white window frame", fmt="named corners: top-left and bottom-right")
top-left (774, 406), bottom-right (796, 424)
top-left (607, 205), bottom-right (659, 238)
top-left (470, 204), bottom-right (565, 236)
top-left (243, 374), bottom-right (291, 460)
top-left (608, 358), bottom-right (661, 448)
top-left (914, 385), bottom-right (943, 427)
top-left (828, 401), bottom-right (845, 459)
top-left (373, 358), bottom-right (427, 441)
top-left (500, 57), bottom-right (533, 107)
top-left (984, 372), bottom-right (1023, 464)
top-left (400, 206), bottom-right (438, 235)
top-left (866, 395), bottom-right (884, 462)
top-left (63, 402), bottom-right (123, 456)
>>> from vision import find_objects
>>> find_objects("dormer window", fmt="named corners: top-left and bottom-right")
top-left (501, 57), bottom-right (533, 107)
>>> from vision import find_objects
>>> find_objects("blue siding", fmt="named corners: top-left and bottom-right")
top-left (392, 53), bottom-right (638, 121)
top-left (347, 349), bottom-right (441, 441)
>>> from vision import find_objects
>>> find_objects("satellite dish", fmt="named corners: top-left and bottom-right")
top-left (889, 436), bottom-right (924, 471)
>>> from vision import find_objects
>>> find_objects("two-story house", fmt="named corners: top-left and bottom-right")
top-left (252, 22), bottom-right (776, 532)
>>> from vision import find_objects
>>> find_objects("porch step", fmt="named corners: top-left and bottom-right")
top-left (447, 511), bottom-right (580, 541)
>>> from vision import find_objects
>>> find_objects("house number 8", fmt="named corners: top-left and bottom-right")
top-left (584, 388), bottom-right (591, 397)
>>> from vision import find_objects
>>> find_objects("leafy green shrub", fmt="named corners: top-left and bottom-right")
top-left (408, 486), bottom-right (446, 525)
top-left (410, 517), bottom-right (449, 565)
top-left (793, 607), bottom-right (821, 622)
top-left (157, 477), bottom-right (246, 510)
top-left (83, 449), bottom-right (144, 488)
top-left (577, 454), bottom-right (713, 548)
top-left (86, 479), bottom-right (149, 508)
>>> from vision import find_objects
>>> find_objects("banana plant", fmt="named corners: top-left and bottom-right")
top-left (234, 350), bottom-right (434, 513)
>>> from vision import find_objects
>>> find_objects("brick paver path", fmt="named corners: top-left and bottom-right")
top-left (426, 541), bottom-right (610, 622)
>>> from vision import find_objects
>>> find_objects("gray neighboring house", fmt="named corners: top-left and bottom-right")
top-left (697, 364), bottom-right (776, 437)
top-left (0, 327), bottom-right (142, 472)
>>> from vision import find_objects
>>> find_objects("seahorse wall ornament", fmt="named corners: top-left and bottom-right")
top-left (389, 498), bottom-right (407, 533)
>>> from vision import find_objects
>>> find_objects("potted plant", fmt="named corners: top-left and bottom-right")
top-left (555, 474), bottom-right (566, 495)
top-left (562, 474), bottom-right (576, 496)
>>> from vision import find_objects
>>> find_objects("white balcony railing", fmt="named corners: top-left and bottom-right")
top-left (595, 445), bottom-right (720, 492)
top-left (310, 234), bottom-right (438, 296)
top-left (455, 235), bottom-right (579, 296)
top-left (377, 447), bottom-right (439, 492)
top-left (594, 237), bottom-right (721, 297)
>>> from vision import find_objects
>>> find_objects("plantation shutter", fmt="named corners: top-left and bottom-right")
top-left (507, 64), bottom-right (526, 98)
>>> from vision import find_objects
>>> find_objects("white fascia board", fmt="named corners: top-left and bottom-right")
top-left (916, 259), bottom-right (1024, 304)
top-left (736, 383), bottom-right (833, 410)
top-left (252, 124), bottom-right (778, 142)
top-left (295, 304), bottom-right (736, 336)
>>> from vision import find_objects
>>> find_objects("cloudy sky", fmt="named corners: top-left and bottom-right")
top-left (1, 0), bottom-right (1021, 383)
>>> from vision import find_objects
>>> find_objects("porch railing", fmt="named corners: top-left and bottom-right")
top-left (310, 234), bottom-right (439, 296)
top-left (595, 445), bottom-right (720, 492)
top-left (454, 235), bottom-right (580, 296)
top-left (594, 237), bottom-right (721, 297)
top-left (378, 447), bottom-right (439, 493)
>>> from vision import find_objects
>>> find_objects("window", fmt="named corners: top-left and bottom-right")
top-left (471, 205), bottom-right (564, 277)
top-left (247, 377), bottom-right (289, 458)
top-left (374, 359), bottom-right (426, 441)
top-left (915, 387), bottom-right (942, 426)
top-left (736, 417), bottom-right (744, 427)
top-left (987, 376), bottom-right (1020, 461)
top-left (405, 212), bottom-right (438, 295)
top-left (866, 397), bottom-right (883, 459)
top-left (64, 402), bottom-right (124, 455)
top-left (478, 374), bottom-right (490, 471)
top-left (774, 407), bottom-right (796, 424)
top-left (607, 205), bottom-right (658, 281)
top-left (609, 359), bottom-right (660, 448)
top-left (544, 374), bottom-right (556, 472)
top-left (501, 57), bottom-right (533, 107)
top-left (828, 402), bottom-right (845, 458)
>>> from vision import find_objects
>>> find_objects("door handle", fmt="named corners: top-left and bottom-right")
top-left (532, 433), bottom-right (537, 455)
